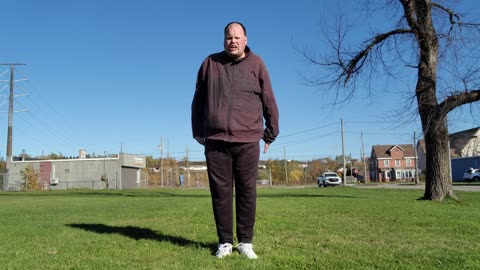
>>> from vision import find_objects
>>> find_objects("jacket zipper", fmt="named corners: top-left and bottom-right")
top-left (226, 61), bottom-right (235, 141)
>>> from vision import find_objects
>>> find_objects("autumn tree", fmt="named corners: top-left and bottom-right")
top-left (0, 160), bottom-right (6, 171)
top-left (308, 159), bottom-right (327, 180)
top-left (145, 156), bottom-right (180, 187)
top-left (302, 0), bottom-right (480, 201)
top-left (265, 159), bottom-right (287, 183)
top-left (20, 165), bottom-right (41, 191)
top-left (145, 156), bottom-right (158, 168)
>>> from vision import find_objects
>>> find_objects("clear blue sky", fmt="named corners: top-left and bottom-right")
top-left (1, 0), bottom-right (479, 162)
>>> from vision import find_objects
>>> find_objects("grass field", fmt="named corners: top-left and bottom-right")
top-left (1, 187), bottom-right (479, 270)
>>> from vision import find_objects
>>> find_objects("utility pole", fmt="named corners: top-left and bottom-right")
top-left (361, 132), bottom-right (368, 184)
top-left (186, 144), bottom-right (190, 187)
top-left (269, 168), bottom-right (272, 189)
top-left (303, 166), bottom-right (306, 186)
top-left (159, 136), bottom-right (164, 187)
top-left (414, 131), bottom-right (420, 185)
top-left (341, 118), bottom-right (346, 187)
top-left (167, 140), bottom-right (171, 186)
top-left (103, 151), bottom-right (108, 189)
top-left (283, 146), bottom-right (288, 184)
top-left (446, 117), bottom-right (453, 185)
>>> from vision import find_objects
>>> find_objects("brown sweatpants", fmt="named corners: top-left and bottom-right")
top-left (204, 140), bottom-right (259, 244)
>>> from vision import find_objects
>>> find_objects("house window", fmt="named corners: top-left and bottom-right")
top-left (395, 160), bottom-right (401, 167)
top-left (406, 159), bottom-right (411, 166)
top-left (384, 160), bottom-right (390, 166)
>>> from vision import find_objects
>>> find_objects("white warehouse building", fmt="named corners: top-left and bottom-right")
top-left (5, 153), bottom-right (146, 191)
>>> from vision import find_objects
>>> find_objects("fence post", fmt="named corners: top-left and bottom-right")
top-left (269, 168), bottom-right (272, 189)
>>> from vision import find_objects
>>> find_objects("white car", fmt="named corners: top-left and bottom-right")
top-left (463, 168), bottom-right (480, 182)
top-left (317, 172), bottom-right (342, 187)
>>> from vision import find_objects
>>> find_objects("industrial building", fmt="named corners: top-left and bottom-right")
top-left (4, 152), bottom-right (146, 191)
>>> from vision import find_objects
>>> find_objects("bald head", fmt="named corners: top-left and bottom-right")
top-left (224, 22), bottom-right (247, 36)
top-left (224, 22), bottom-right (248, 59)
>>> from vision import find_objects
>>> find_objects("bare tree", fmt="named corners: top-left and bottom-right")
top-left (302, 0), bottom-right (480, 201)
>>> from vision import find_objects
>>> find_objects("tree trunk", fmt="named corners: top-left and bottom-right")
top-left (422, 120), bottom-right (454, 200)
top-left (416, 73), bottom-right (454, 200)
top-left (413, 0), bottom-right (454, 201)
top-left (416, 64), bottom-right (454, 200)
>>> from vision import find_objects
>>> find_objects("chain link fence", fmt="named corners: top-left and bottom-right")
top-left (141, 168), bottom-right (273, 189)
top-left (1, 168), bottom-right (276, 191)
top-left (1, 175), bottom-right (112, 191)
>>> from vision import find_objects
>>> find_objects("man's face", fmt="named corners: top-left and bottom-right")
top-left (224, 24), bottom-right (247, 59)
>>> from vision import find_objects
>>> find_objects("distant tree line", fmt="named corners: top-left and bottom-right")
top-left (263, 155), bottom-right (364, 185)
top-left (144, 155), bottom-right (366, 187)
top-left (11, 151), bottom-right (118, 161)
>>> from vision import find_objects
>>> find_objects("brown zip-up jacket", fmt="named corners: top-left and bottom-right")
top-left (192, 46), bottom-right (279, 144)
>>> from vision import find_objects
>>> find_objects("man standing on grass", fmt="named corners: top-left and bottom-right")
top-left (191, 21), bottom-right (279, 259)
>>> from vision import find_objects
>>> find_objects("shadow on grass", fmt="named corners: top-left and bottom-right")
top-left (67, 223), bottom-right (217, 254)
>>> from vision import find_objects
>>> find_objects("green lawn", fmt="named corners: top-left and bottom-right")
top-left (0, 187), bottom-right (479, 270)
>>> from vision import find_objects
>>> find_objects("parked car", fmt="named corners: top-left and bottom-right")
top-left (463, 168), bottom-right (480, 182)
top-left (317, 172), bottom-right (342, 187)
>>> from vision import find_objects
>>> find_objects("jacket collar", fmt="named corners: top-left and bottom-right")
top-left (223, 46), bottom-right (251, 62)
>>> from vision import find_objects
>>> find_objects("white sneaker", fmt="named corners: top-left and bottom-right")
top-left (215, 243), bottom-right (233, 258)
top-left (236, 243), bottom-right (258, 259)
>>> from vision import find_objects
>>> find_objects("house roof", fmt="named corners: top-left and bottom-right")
top-left (372, 144), bottom-right (415, 158)
top-left (417, 138), bottom-right (461, 157)
top-left (450, 127), bottom-right (480, 138)
top-left (417, 126), bottom-right (479, 156)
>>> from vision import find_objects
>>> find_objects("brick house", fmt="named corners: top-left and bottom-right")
top-left (369, 144), bottom-right (417, 182)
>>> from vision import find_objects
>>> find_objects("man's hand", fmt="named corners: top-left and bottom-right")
top-left (263, 143), bottom-right (270, 154)
top-left (195, 137), bottom-right (205, 145)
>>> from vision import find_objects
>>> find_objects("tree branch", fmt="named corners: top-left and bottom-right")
top-left (399, 0), bottom-right (418, 32)
top-left (432, 2), bottom-right (459, 33)
top-left (432, 2), bottom-right (480, 32)
top-left (341, 28), bottom-right (413, 85)
top-left (440, 90), bottom-right (480, 113)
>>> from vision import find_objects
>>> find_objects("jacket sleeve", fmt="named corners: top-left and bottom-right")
top-left (191, 60), bottom-right (207, 139)
top-left (258, 61), bottom-right (279, 144)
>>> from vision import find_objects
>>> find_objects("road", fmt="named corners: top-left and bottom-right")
top-left (353, 183), bottom-right (480, 192)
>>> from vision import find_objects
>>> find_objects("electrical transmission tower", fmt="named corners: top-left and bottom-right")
top-left (0, 63), bottom-right (26, 165)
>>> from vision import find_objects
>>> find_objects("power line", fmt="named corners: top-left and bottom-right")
top-left (278, 122), bottom-right (338, 138)
top-left (15, 69), bottom-right (79, 146)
